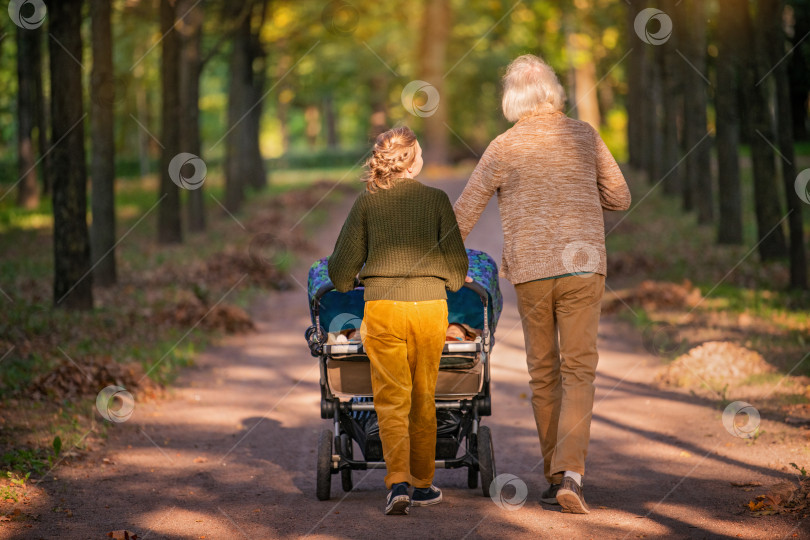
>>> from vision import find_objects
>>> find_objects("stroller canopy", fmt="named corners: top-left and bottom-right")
top-left (307, 249), bottom-right (503, 336)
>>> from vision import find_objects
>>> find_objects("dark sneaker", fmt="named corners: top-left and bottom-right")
top-left (556, 476), bottom-right (590, 514)
top-left (411, 485), bottom-right (442, 507)
top-left (385, 482), bottom-right (410, 515)
top-left (540, 483), bottom-right (561, 505)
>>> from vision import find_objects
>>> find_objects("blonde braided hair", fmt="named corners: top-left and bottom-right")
top-left (363, 126), bottom-right (418, 193)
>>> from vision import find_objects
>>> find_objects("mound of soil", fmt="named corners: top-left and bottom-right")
top-left (27, 357), bottom-right (152, 401)
top-left (603, 280), bottom-right (703, 314)
top-left (656, 341), bottom-right (776, 392)
top-left (153, 297), bottom-right (254, 334)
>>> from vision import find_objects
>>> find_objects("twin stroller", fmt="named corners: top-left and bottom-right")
top-left (305, 249), bottom-right (503, 500)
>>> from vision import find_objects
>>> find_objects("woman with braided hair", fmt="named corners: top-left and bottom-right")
top-left (328, 126), bottom-right (468, 515)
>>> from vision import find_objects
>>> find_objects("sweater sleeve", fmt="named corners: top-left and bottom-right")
top-left (327, 194), bottom-right (367, 292)
top-left (453, 138), bottom-right (503, 240)
top-left (438, 192), bottom-right (469, 292)
top-left (593, 127), bottom-right (631, 211)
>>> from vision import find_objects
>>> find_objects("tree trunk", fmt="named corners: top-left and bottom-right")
top-left (90, 0), bottom-right (117, 286)
top-left (788, 0), bottom-right (810, 141)
top-left (626, 0), bottom-right (644, 171)
top-left (224, 1), bottom-right (267, 209)
top-left (369, 75), bottom-right (388, 140)
top-left (681, 0), bottom-right (714, 223)
top-left (715, 0), bottom-right (745, 244)
top-left (647, 45), bottom-right (665, 185)
top-left (36, 28), bottom-right (51, 196)
top-left (48, 0), bottom-right (93, 310)
top-left (178, 0), bottom-right (205, 232)
top-left (568, 32), bottom-right (601, 130)
top-left (743, 0), bottom-right (788, 261)
top-left (224, 9), bottom-right (251, 212)
top-left (418, 0), bottom-right (451, 166)
top-left (324, 93), bottom-right (339, 149)
top-left (16, 25), bottom-right (41, 209)
top-left (659, 0), bottom-right (683, 196)
top-left (768, 0), bottom-right (808, 288)
top-left (158, 0), bottom-right (183, 244)
top-left (247, 3), bottom-right (268, 191)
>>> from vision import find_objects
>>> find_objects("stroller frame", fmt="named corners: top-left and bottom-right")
top-left (307, 280), bottom-right (497, 501)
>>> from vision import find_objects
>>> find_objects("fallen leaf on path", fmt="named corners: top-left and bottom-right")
top-left (193, 457), bottom-right (207, 463)
top-left (765, 481), bottom-right (797, 506)
top-left (748, 500), bottom-right (765, 511)
top-left (731, 481), bottom-right (762, 487)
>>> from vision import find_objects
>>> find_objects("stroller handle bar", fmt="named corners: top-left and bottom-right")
top-left (310, 280), bottom-right (490, 310)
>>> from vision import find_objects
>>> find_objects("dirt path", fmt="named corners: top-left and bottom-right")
top-left (9, 178), bottom-right (809, 540)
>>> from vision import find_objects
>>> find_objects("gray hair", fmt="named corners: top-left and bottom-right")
top-left (501, 54), bottom-right (566, 122)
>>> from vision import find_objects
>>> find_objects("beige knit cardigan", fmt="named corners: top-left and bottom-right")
top-left (453, 107), bottom-right (631, 284)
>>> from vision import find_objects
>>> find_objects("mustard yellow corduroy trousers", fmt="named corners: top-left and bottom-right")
top-left (361, 299), bottom-right (448, 489)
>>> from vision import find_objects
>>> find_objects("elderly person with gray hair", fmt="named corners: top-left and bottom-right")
top-left (453, 54), bottom-right (631, 514)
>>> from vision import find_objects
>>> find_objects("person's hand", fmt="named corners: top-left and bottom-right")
top-left (465, 276), bottom-right (473, 283)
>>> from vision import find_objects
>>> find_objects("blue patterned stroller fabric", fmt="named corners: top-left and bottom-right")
top-left (307, 249), bottom-right (503, 335)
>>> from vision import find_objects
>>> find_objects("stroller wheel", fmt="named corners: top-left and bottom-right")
top-left (340, 433), bottom-right (353, 492)
top-left (477, 426), bottom-right (495, 498)
top-left (316, 429), bottom-right (333, 501)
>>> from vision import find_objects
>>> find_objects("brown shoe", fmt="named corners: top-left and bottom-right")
top-left (540, 483), bottom-right (561, 504)
top-left (556, 476), bottom-right (590, 514)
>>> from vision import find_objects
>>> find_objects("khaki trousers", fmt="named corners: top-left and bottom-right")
top-left (361, 299), bottom-right (448, 489)
top-left (514, 274), bottom-right (605, 484)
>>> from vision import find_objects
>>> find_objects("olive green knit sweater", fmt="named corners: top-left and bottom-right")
top-left (328, 178), bottom-right (469, 301)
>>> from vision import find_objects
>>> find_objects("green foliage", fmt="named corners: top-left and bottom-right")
top-left (790, 462), bottom-right (808, 477)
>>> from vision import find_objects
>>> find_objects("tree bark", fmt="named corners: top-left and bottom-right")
top-left (16, 25), bottom-right (41, 209)
top-left (626, 0), bottom-right (645, 171)
top-left (681, 0), bottom-right (714, 223)
top-left (324, 93), bottom-right (339, 149)
top-left (659, 0), bottom-right (683, 196)
top-left (35, 28), bottom-right (51, 196)
top-left (568, 32), bottom-right (601, 130)
top-left (715, 0), bottom-right (745, 244)
top-left (224, 8), bottom-right (251, 212)
top-left (158, 0), bottom-right (183, 244)
top-left (369, 75), bottom-right (388, 140)
top-left (418, 0), bottom-right (451, 166)
top-left (788, 0), bottom-right (810, 141)
top-left (743, 0), bottom-right (788, 261)
top-left (224, 0), bottom-right (267, 211)
top-left (48, 0), bottom-right (93, 310)
top-left (768, 0), bottom-right (808, 288)
top-left (178, 0), bottom-right (206, 232)
top-left (90, 0), bottom-right (117, 286)
top-left (247, 1), bottom-right (268, 191)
